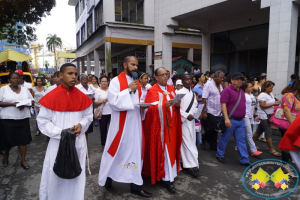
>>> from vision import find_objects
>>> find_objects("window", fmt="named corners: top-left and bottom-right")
top-left (87, 14), bottom-right (93, 38)
top-left (81, 24), bottom-right (86, 44)
top-left (76, 31), bottom-right (80, 47)
top-left (95, 1), bottom-right (103, 29)
top-left (115, 0), bottom-right (144, 24)
top-left (75, 3), bottom-right (79, 22)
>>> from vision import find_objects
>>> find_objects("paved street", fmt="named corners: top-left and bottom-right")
top-left (1, 117), bottom-right (300, 200)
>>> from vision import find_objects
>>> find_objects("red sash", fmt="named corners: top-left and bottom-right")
top-left (107, 72), bottom-right (143, 158)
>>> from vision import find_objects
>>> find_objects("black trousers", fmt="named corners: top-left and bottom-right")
top-left (99, 115), bottom-right (111, 146)
top-left (202, 114), bottom-right (218, 149)
top-left (279, 129), bottom-right (291, 163)
top-left (0, 119), bottom-right (4, 151)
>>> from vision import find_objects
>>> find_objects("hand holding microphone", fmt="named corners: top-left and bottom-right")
top-left (128, 72), bottom-right (138, 93)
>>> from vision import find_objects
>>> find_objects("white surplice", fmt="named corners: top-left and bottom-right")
top-left (98, 75), bottom-right (143, 186)
top-left (37, 105), bottom-right (93, 200)
top-left (177, 87), bottom-right (199, 168)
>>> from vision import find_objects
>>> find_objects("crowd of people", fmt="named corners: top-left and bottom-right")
top-left (0, 56), bottom-right (300, 199)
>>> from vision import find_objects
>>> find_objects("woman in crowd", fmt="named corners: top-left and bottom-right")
top-left (32, 77), bottom-right (47, 136)
top-left (277, 81), bottom-right (300, 165)
top-left (139, 72), bottom-right (150, 102)
top-left (0, 72), bottom-right (34, 169)
top-left (192, 73), bottom-right (206, 146)
top-left (76, 74), bottom-right (96, 143)
top-left (91, 75), bottom-right (100, 126)
top-left (252, 75), bottom-right (267, 142)
top-left (252, 81), bottom-right (281, 157)
top-left (241, 81), bottom-right (262, 156)
top-left (223, 73), bottom-right (232, 89)
top-left (94, 76), bottom-right (111, 148)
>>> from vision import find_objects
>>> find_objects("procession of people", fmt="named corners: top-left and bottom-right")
top-left (1, 57), bottom-right (300, 200)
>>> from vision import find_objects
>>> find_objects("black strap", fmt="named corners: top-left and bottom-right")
top-left (186, 92), bottom-right (195, 113)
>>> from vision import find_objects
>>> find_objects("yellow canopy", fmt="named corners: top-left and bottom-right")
top-left (0, 49), bottom-right (33, 63)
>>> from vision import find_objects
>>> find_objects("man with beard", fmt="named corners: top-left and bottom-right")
top-left (98, 56), bottom-right (152, 198)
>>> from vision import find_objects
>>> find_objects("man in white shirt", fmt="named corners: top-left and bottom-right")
top-left (177, 74), bottom-right (201, 177)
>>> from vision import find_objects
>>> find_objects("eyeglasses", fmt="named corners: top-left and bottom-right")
top-left (157, 73), bottom-right (168, 77)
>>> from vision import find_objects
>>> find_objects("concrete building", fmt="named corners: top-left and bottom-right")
top-left (155, 0), bottom-right (300, 96)
top-left (68, 0), bottom-right (202, 77)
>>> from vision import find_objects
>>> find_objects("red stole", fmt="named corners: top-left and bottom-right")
top-left (107, 72), bottom-right (143, 158)
top-left (39, 84), bottom-right (92, 112)
top-left (143, 83), bottom-right (182, 184)
top-left (278, 114), bottom-right (300, 152)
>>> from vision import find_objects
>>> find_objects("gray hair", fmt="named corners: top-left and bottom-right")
top-left (80, 73), bottom-right (88, 80)
top-left (214, 70), bottom-right (224, 77)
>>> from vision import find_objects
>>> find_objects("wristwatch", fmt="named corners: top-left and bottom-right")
top-left (202, 109), bottom-right (207, 112)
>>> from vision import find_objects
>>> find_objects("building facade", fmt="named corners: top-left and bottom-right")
top-left (68, 0), bottom-right (202, 77)
top-left (154, 0), bottom-right (300, 96)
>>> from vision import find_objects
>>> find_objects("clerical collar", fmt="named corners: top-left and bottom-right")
top-left (158, 84), bottom-right (167, 91)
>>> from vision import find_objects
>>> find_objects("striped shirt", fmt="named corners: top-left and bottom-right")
top-left (202, 80), bottom-right (223, 116)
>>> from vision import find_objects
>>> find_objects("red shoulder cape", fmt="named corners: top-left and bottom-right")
top-left (278, 114), bottom-right (300, 152)
top-left (143, 83), bottom-right (182, 184)
top-left (39, 84), bottom-right (92, 112)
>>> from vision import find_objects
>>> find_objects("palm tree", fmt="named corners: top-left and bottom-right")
top-left (46, 34), bottom-right (62, 70)
top-left (44, 60), bottom-right (49, 72)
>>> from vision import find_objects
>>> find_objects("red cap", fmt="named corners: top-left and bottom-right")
top-left (15, 70), bottom-right (23, 76)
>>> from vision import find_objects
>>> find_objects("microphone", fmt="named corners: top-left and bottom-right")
top-left (132, 72), bottom-right (138, 81)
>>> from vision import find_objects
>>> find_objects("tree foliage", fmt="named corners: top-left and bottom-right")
top-left (0, 0), bottom-right (56, 46)
top-left (46, 34), bottom-right (62, 70)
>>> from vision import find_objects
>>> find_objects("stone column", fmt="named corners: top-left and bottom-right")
top-left (87, 53), bottom-right (91, 75)
top-left (94, 49), bottom-right (100, 77)
top-left (187, 48), bottom-right (194, 62)
top-left (105, 42), bottom-right (111, 75)
top-left (81, 57), bottom-right (85, 74)
top-left (267, 1), bottom-right (298, 97)
top-left (76, 59), bottom-right (80, 74)
top-left (202, 33), bottom-right (211, 73)
top-left (146, 45), bottom-right (153, 74)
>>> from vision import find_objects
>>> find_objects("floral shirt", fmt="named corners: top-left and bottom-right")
top-left (283, 93), bottom-right (300, 111)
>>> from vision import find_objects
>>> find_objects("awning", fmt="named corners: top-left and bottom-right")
top-left (0, 49), bottom-right (33, 63)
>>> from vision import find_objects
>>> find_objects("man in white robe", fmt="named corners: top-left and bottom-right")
top-left (45, 71), bottom-right (61, 95)
top-left (177, 74), bottom-right (201, 178)
top-left (37, 63), bottom-right (93, 200)
top-left (98, 56), bottom-right (152, 198)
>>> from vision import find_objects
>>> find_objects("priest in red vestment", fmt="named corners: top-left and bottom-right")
top-left (278, 114), bottom-right (300, 171)
top-left (143, 67), bottom-right (182, 194)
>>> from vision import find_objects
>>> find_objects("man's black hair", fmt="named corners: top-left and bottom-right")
top-left (181, 74), bottom-right (190, 81)
top-left (154, 67), bottom-right (166, 76)
top-left (209, 71), bottom-right (214, 76)
top-left (52, 71), bottom-right (60, 78)
top-left (60, 63), bottom-right (77, 73)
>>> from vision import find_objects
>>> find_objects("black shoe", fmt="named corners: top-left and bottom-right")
top-left (2, 159), bottom-right (8, 167)
top-left (240, 162), bottom-right (252, 167)
top-left (163, 181), bottom-right (176, 193)
top-left (190, 167), bottom-right (202, 178)
top-left (130, 184), bottom-right (152, 198)
top-left (200, 143), bottom-right (206, 150)
top-left (216, 157), bottom-right (225, 164)
top-left (21, 162), bottom-right (30, 170)
top-left (105, 177), bottom-right (112, 191)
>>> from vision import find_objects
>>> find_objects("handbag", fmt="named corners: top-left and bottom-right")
top-left (270, 93), bottom-right (300, 129)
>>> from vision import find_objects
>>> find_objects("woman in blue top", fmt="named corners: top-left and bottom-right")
top-left (192, 73), bottom-right (206, 146)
